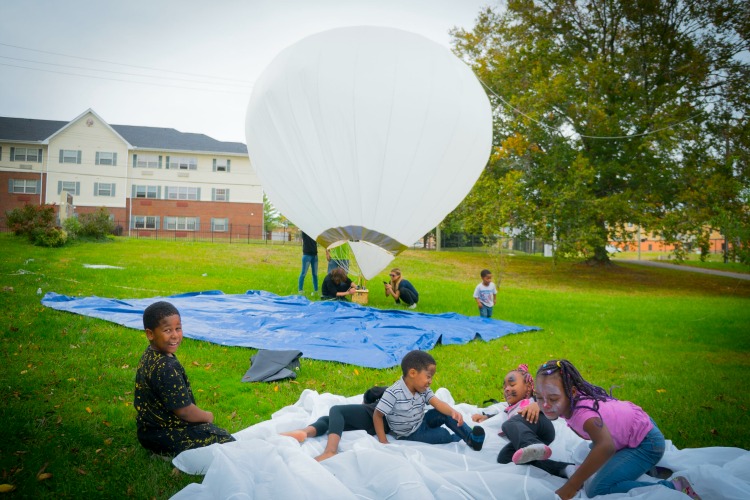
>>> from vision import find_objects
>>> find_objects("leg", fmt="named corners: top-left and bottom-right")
top-left (486, 306), bottom-right (493, 318)
top-left (585, 425), bottom-right (672, 496)
top-left (479, 306), bottom-right (490, 318)
top-left (502, 414), bottom-right (570, 477)
top-left (298, 255), bottom-right (312, 292)
top-left (399, 287), bottom-right (418, 306)
top-left (310, 255), bottom-right (319, 292)
top-left (281, 416), bottom-right (329, 443)
top-left (315, 405), bottom-right (376, 461)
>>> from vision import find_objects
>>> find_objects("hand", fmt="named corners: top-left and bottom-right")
top-left (555, 481), bottom-right (580, 500)
top-left (519, 402), bottom-right (540, 424)
top-left (472, 414), bottom-right (488, 423)
top-left (451, 409), bottom-right (464, 426)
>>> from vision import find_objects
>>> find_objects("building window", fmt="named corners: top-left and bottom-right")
top-left (9, 179), bottom-right (39, 194)
top-left (58, 181), bottom-right (80, 196)
top-left (94, 183), bottom-right (116, 197)
top-left (164, 216), bottom-right (199, 231)
top-left (95, 152), bottom-right (117, 166)
top-left (133, 185), bottom-right (159, 199)
top-left (213, 188), bottom-right (229, 201)
top-left (168, 156), bottom-right (197, 170)
top-left (211, 218), bottom-right (228, 232)
top-left (134, 154), bottom-right (161, 169)
top-left (60, 149), bottom-right (81, 164)
top-left (213, 159), bottom-right (231, 172)
top-left (11, 147), bottom-right (42, 162)
top-left (133, 215), bottom-right (158, 229)
top-left (165, 186), bottom-right (199, 200)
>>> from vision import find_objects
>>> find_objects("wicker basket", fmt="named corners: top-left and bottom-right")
top-left (352, 289), bottom-right (369, 305)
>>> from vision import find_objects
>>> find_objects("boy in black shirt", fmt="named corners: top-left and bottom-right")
top-left (134, 301), bottom-right (235, 454)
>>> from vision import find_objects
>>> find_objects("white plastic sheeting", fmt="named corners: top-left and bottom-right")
top-left (245, 26), bottom-right (493, 279)
top-left (172, 389), bottom-right (750, 499)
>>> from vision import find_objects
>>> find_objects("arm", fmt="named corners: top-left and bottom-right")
top-left (556, 417), bottom-right (616, 500)
top-left (325, 248), bottom-right (331, 262)
top-left (429, 396), bottom-right (464, 426)
top-left (373, 409), bottom-right (389, 444)
top-left (385, 283), bottom-right (401, 300)
top-left (337, 280), bottom-right (356, 298)
top-left (173, 403), bottom-right (214, 423)
top-left (517, 401), bottom-right (540, 423)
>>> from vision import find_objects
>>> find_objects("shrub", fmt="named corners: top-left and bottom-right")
top-left (31, 226), bottom-right (68, 247)
top-left (6, 204), bottom-right (57, 238)
top-left (63, 216), bottom-right (82, 240)
top-left (77, 208), bottom-right (115, 240)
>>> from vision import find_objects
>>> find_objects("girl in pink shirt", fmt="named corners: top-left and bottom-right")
top-left (535, 359), bottom-right (701, 499)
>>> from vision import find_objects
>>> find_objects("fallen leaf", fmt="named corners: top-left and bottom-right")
top-left (85, 407), bottom-right (92, 413)
top-left (274, 385), bottom-right (279, 392)
top-left (354, 369), bottom-right (359, 376)
top-left (0, 484), bottom-right (16, 493)
top-left (20, 370), bottom-right (27, 375)
top-left (171, 468), bottom-right (181, 477)
top-left (710, 429), bottom-right (719, 435)
top-left (192, 361), bottom-right (200, 366)
top-left (104, 438), bottom-right (113, 445)
top-left (656, 389), bottom-right (666, 394)
top-left (121, 364), bottom-right (129, 369)
top-left (37, 472), bottom-right (52, 481)
top-left (95, 449), bottom-right (102, 454)
top-left (227, 411), bottom-right (237, 420)
top-left (204, 363), bottom-right (213, 369)
top-left (76, 468), bottom-right (87, 476)
top-left (67, 378), bottom-right (76, 382)
top-left (102, 420), bottom-right (111, 427)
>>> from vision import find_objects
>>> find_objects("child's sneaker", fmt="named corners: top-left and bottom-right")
top-left (672, 476), bottom-right (701, 499)
top-left (512, 444), bottom-right (552, 464)
top-left (466, 426), bottom-right (485, 451)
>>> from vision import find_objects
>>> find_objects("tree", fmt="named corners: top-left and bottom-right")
top-left (450, 0), bottom-right (749, 263)
top-left (263, 193), bottom-right (281, 233)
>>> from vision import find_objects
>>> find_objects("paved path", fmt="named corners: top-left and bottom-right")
top-left (615, 259), bottom-right (750, 281)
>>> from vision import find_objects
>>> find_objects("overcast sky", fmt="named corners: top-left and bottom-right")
top-left (0, 0), bottom-right (496, 143)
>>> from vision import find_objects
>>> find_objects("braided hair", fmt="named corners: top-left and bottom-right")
top-left (511, 363), bottom-right (535, 399)
top-left (536, 359), bottom-right (612, 413)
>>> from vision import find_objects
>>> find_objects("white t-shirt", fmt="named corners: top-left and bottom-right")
top-left (473, 282), bottom-right (497, 307)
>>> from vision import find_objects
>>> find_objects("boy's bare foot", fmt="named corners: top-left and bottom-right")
top-left (314, 451), bottom-right (337, 462)
top-left (281, 430), bottom-right (308, 443)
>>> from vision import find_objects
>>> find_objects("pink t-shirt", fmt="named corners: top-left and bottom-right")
top-left (564, 398), bottom-right (653, 450)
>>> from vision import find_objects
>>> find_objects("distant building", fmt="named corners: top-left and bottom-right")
top-left (0, 109), bottom-right (263, 238)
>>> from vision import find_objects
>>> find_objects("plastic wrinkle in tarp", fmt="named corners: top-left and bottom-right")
top-left (40, 290), bottom-right (540, 369)
top-left (170, 388), bottom-right (750, 500)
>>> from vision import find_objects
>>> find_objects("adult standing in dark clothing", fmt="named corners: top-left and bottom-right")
top-left (298, 232), bottom-right (319, 296)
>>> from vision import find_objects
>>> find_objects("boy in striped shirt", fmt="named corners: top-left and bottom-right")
top-left (374, 350), bottom-right (485, 450)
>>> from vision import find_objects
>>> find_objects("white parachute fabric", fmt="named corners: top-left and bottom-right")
top-left (347, 240), bottom-right (395, 280)
top-left (246, 26), bottom-right (492, 279)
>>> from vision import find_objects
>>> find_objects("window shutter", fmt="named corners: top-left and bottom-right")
top-left (211, 188), bottom-right (216, 201)
top-left (94, 183), bottom-right (99, 196)
top-left (227, 159), bottom-right (231, 172)
top-left (95, 152), bottom-right (100, 165)
top-left (57, 181), bottom-right (62, 194)
top-left (10, 147), bottom-right (14, 162)
top-left (155, 217), bottom-right (160, 229)
top-left (75, 182), bottom-right (80, 196)
top-left (111, 184), bottom-right (116, 197)
top-left (38, 149), bottom-right (43, 163)
top-left (112, 153), bottom-right (117, 166)
top-left (165, 156), bottom-right (170, 169)
top-left (0, 146), bottom-right (3, 161)
top-left (132, 154), bottom-right (137, 167)
top-left (132, 185), bottom-right (136, 197)
top-left (157, 186), bottom-right (162, 199)
top-left (212, 159), bottom-right (217, 172)
top-left (77, 151), bottom-right (82, 164)
top-left (35, 180), bottom-right (41, 192)
top-left (195, 218), bottom-right (200, 231)
top-left (196, 187), bottom-right (201, 200)
top-left (8, 179), bottom-right (13, 193)
top-left (158, 155), bottom-right (162, 168)
top-left (225, 189), bottom-right (230, 202)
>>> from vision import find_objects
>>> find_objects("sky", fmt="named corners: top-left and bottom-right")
top-left (0, 0), bottom-right (497, 143)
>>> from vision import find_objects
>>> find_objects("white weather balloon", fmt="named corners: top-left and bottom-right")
top-left (246, 26), bottom-right (492, 279)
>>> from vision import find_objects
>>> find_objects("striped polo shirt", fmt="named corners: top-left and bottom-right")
top-left (375, 377), bottom-right (434, 438)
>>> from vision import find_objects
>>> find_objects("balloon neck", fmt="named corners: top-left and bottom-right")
top-left (318, 226), bottom-right (406, 254)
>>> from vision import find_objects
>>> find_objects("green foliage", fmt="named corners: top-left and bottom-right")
top-left (0, 235), bottom-right (748, 497)
top-left (31, 226), bottom-right (68, 247)
top-left (77, 207), bottom-right (116, 240)
top-left (5, 204), bottom-right (68, 247)
top-left (63, 215), bottom-right (82, 239)
top-left (449, 0), bottom-right (749, 264)
top-left (263, 193), bottom-right (281, 232)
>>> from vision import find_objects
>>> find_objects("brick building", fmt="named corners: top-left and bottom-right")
top-left (0, 109), bottom-right (263, 238)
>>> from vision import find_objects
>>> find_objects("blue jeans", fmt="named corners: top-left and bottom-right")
top-left (479, 305), bottom-right (493, 318)
top-left (399, 409), bottom-right (471, 445)
top-left (298, 254), bottom-right (318, 292)
top-left (586, 421), bottom-right (675, 496)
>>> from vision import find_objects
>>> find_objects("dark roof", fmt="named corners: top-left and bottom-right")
top-left (0, 116), bottom-right (247, 154)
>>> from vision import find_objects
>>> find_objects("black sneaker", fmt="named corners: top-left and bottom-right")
top-left (467, 426), bottom-right (485, 451)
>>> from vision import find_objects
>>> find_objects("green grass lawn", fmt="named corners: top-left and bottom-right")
top-left (1, 234), bottom-right (748, 498)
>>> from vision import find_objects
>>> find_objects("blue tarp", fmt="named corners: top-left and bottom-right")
top-left (41, 290), bottom-right (540, 369)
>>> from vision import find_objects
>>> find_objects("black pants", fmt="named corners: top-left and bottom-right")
top-left (497, 413), bottom-right (570, 478)
top-left (397, 287), bottom-right (418, 306)
top-left (310, 403), bottom-right (388, 437)
top-left (138, 422), bottom-right (235, 455)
